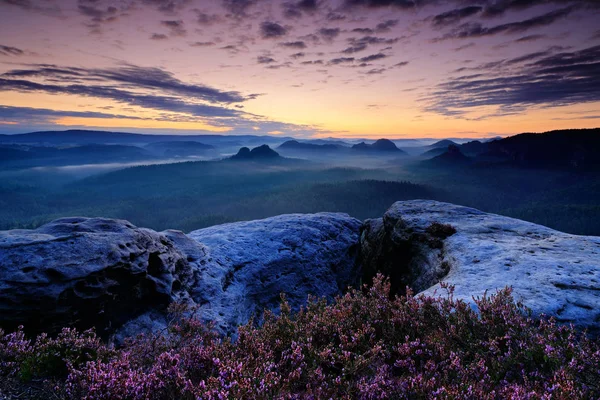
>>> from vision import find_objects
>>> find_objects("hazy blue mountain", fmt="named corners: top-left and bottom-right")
top-left (352, 139), bottom-right (407, 154)
top-left (0, 129), bottom-right (295, 147)
top-left (278, 140), bottom-right (342, 152)
top-left (425, 144), bottom-right (471, 166)
top-left (230, 144), bottom-right (281, 160)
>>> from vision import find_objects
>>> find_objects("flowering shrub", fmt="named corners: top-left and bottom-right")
top-left (1, 275), bottom-right (599, 399)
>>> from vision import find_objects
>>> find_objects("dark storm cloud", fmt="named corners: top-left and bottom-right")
top-left (425, 45), bottom-right (600, 116)
top-left (432, 6), bottom-right (482, 27)
top-left (358, 53), bottom-right (387, 62)
top-left (0, 44), bottom-right (24, 56)
top-left (261, 21), bottom-right (288, 38)
top-left (279, 41), bottom-right (307, 49)
top-left (318, 27), bottom-right (341, 41)
top-left (1, 64), bottom-right (250, 103)
top-left (438, 6), bottom-right (574, 40)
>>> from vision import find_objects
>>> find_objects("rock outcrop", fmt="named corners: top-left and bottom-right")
top-left (0, 217), bottom-right (195, 337)
top-left (1, 201), bottom-right (599, 339)
top-left (361, 200), bottom-right (600, 334)
top-left (186, 212), bottom-right (362, 335)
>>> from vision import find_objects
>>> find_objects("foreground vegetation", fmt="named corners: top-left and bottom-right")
top-left (1, 276), bottom-right (598, 399)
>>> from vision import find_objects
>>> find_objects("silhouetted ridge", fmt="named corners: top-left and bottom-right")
top-left (278, 140), bottom-right (340, 152)
top-left (231, 144), bottom-right (280, 160)
top-left (352, 139), bottom-right (406, 154)
top-left (427, 144), bottom-right (471, 165)
top-left (427, 139), bottom-right (458, 149)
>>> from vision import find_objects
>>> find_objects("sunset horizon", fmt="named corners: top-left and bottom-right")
top-left (1, 0), bottom-right (599, 139)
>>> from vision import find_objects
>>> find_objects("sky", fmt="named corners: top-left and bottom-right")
top-left (0, 0), bottom-right (599, 139)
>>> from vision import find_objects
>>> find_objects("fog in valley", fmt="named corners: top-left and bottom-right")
top-left (1, 129), bottom-right (599, 235)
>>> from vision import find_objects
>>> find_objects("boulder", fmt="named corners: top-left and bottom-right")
top-left (362, 200), bottom-right (600, 334)
top-left (0, 217), bottom-right (195, 337)
top-left (186, 212), bottom-right (362, 335)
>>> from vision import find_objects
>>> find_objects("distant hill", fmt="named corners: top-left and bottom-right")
top-left (0, 144), bottom-right (155, 167)
top-left (0, 129), bottom-right (294, 147)
top-left (145, 141), bottom-right (215, 157)
top-left (483, 129), bottom-right (600, 169)
top-left (426, 139), bottom-right (458, 149)
top-left (420, 128), bottom-right (600, 170)
top-left (278, 140), bottom-right (341, 152)
top-left (425, 144), bottom-right (471, 166)
top-left (352, 139), bottom-right (407, 154)
top-left (230, 144), bottom-right (281, 160)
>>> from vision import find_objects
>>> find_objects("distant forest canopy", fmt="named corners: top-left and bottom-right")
top-left (0, 128), bottom-right (599, 235)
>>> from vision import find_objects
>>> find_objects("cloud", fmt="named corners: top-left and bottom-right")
top-left (329, 57), bottom-right (354, 65)
top-left (358, 53), bottom-right (388, 62)
top-left (375, 19), bottom-right (398, 32)
top-left (283, 0), bottom-right (318, 18)
top-left (257, 55), bottom-right (276, 64)
top-left (424, 45), bottom-right (600, 117)
top-left (279, 41), bottom-right (307, 49)
top-left (392, 61), bottom-right (409, 68)
top-left (141, 0), bottom-right (190, 15)
top-left (76, 0), bottom-right (125, 31)
top-left (222, 0), bottom-right (258, 17)
top-left (432, 6), bottom-right (482, 27)
top-left (1, 64), bottom-right (250, 103)
top-left (195, 10), bottom-right (221, 25)
top-left (300, 59), bottom-right (324, 65)
top-left (352, 27), bottom-right (374, 34)
top-left (480, 0), bottom-right (598, 18)
top-left (515, 34), bottom-right (546, 42)
top-left (318, 27), bottom-right (341, 41)
top-left (290, 52), bottom-right (305, 58)
top-left (342, 35), bottom-right (398, 53)
top-left (261, 21), bottom-right (288, 38)
top-left (161, 20), bottom-right (186, 36)
top-left (344, 0), bottom-right (418, 9)
top-left (0, 44), bottom-right (24, 56)
top-left (150, 33), bottom-right (169, 40)
top-left (437, 7), bottom-right (575, 40)
top-left (0, 105), bottom-right (144, 122)
top-left (190, 41), bottom-right (215, 47)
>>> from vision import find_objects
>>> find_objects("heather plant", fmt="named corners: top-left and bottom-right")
top-left (1, 275), bottom-right (599, 399)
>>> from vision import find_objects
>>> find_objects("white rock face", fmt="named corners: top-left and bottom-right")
top-left (384, 200), bottom-right (600, 333)
top-left (187, 212), bottom-right (362, 335)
